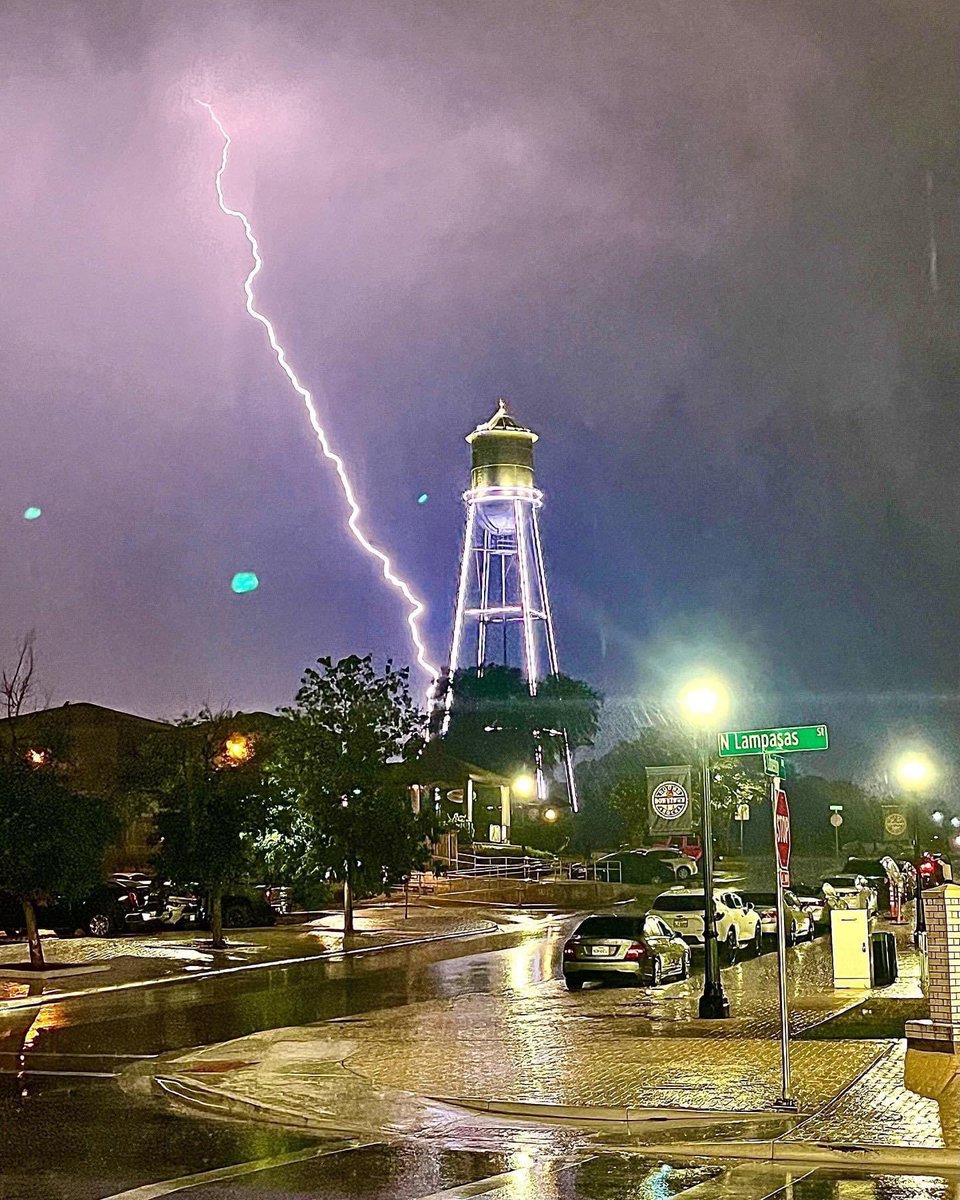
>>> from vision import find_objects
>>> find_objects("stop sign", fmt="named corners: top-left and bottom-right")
top-left (775, 789), bottom-right (791, 871)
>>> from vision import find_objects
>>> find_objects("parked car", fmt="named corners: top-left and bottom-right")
top-left (840, 857), bottom-right (906, 908)
top-left (738, 890), bottom-right (814, 943)
top-left (152, 883), bottom-right (277, 930)
top-left (790, 882), bottom-right (828, 928)
top-left (584, 848), bottom-right (696, 885)
top-left (649, 886), bottom-right (763, 958)
top-left (918, 852), bottom-right (953, 888)
top-left (562, 913), bottom-right (690, 990)
top-left (1, 879), bottom-right (161, 939)
top-left (640, 848), bottom-right (698, 881)
top-left (821, 874), bottom-right (878, 914)
top-left (650, 834), bottom-right (702, 862)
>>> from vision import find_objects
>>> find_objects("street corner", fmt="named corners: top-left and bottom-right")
top-left (142, 1023), bottom-right (476, 1141)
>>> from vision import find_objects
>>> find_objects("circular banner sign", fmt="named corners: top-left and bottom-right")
top-left (651, 780), bottom-right (689, 822)
top-left (885, 811), bottom-right (908, 837)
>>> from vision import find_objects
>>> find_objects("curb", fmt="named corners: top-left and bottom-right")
top-left (0, 922), bottom-right (499, 1013)
top-left (628, 1138), bottom-right (959, 1173)
top-left (428, 1095), bottom-right (776, 1124)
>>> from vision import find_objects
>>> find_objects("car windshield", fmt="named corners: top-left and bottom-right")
top-left (574, 916), bottom-right (639, 938)
top-left (653, 894), bottom-right (703, 912)
top-left (741, 893), bottom-right (777, 906)
top-left (824, 876), bottom-right (858, 887)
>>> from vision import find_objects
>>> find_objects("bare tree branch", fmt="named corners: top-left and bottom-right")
top-left (1, 630), bottom-right (38, 722)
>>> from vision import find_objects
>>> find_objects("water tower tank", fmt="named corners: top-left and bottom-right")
top-left (466, 400), bottom-right (537, 490)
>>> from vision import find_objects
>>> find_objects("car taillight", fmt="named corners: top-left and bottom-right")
top-left (624, 942), bottom-right (648, 961)
top-left (761, 909), bottom-right (776, 919)
top-left (563, 940), bottom-right (576, 959)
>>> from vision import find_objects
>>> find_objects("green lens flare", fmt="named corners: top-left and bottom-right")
top-left (23, 507), bottom-right (42, 521)
top-left (230, 572), bottom-right (260, 594)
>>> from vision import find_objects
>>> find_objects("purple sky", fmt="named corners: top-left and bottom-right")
top-left (3, 1), bottom-right (960, 774)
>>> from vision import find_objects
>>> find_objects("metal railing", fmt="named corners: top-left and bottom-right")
top-left (447, 852), bottom-right (562, 880)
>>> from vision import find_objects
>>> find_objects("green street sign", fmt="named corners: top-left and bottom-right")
top-left (764, 753), bottom-right (785, 777)
top-left (718, 724), bottom-right (829, 758)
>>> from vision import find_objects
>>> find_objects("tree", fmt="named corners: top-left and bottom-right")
top-left (572, 727), bottom-right (767, 854)
top-left (0, 756), bottom-right (118, 967)
top-left (1, 629), bottom-right (38, 722)
top-left (267, 655), bottom-right (435, 934)
top-left (146, 711), bottom-right (272, 949)
top-left (441, 665), bottom-right (602, 778)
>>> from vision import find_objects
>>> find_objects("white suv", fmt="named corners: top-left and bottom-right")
top-left (650, 887), bottom-right (763, 958)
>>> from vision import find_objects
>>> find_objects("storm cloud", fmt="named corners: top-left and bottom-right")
top-left (2, 1), bottom-right (959, 773)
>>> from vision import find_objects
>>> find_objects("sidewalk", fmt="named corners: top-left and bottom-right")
top-left (0, 903), bottom-right (503, 1008)
top-left (140, 919), bottom-right (958, 1156)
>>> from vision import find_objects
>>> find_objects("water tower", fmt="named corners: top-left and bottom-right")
top-left (442, 400), bottom-right (578, 811)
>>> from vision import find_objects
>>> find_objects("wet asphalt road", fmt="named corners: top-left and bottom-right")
top-left (0, 913), bottom-right (955, 1199)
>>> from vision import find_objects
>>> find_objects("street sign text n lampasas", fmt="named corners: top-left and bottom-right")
top-left (717, 724), bottom-right (829, 757)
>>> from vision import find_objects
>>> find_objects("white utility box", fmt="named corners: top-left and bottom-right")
top-left (830, 908), bottom-right (872, 988)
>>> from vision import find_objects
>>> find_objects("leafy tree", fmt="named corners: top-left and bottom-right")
top-left (0, 756), bottom-right (118, 967)
top-left (441, 665), bottom-right (601, 779)
top-left (572, 727), bottom-right (766, 854)
top-left (267, 655), bottom-right (435, 934)
top-left (145, 710), bottom-right (272, 949)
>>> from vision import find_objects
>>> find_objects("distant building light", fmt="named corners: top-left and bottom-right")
top-left (224, 734), bottom-right (253, 763)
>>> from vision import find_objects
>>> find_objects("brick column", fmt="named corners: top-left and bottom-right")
top-left (906, 883), bottom-right (960, 1053)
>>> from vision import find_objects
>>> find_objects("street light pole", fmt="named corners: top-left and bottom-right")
top-left (698, 735), bottom-right (730, 1019)
top-left (913, 802), bottom-right (926, 945)
top-left (894, 752), bottom-right (934, 949)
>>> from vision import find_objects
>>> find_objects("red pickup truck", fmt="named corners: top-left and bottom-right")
top-left (650, 834), bottom-right (703, 862)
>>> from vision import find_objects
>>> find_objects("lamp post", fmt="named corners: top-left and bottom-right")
top-left (894, 752), bottom-right (935, 946)
top-left (680, 677), bottom-right (731, 1020)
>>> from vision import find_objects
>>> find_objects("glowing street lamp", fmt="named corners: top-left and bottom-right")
top-left (512, 774), bottom-right (536, 799)
top-left (679, 674), bottom-right (731, 1020)
top-left (894, 751), bottom-right (936, 944)
top-left (543, 807), bottom-right (559, 823)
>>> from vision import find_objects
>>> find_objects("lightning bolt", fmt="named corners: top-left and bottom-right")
top-left (195, 101), bottom-right (438, 688)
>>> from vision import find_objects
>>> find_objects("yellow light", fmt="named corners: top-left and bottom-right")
top-left (25, 748), bottom-right (46, 767)
top-left (224, 734), bottom-right (252, 762)
top-left (543, 807), bottom-right (558, 823)
top-left (513, 774), bottom-right (535, 798)
top-left (895, 752), bottom-right (935, 792)
top-left (678, 675), bottom-right (731, 729)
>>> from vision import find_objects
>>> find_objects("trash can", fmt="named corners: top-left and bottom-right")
top-left (871, 930), bottom-right (898, 986)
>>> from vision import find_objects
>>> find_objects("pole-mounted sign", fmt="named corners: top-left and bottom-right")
top-left (718, 724), bottom-right (828, 757)
top-left (775, 788), bottom-right (791, 887)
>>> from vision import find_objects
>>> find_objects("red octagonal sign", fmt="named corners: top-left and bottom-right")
top-left (775, 788), bottom-right (791, 871)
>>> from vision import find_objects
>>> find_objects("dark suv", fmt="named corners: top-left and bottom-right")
top-left (0, 879), bottom-right (160, 939)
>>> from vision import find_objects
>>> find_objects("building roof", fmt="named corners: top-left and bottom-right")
top-left (465, 399), bottom-right (538, 444)
top-left (391, 738), bottom-right (511, 788)
top-left (0, 701), bottom-right (168, 734)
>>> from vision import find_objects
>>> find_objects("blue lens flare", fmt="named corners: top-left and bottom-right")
top-left (230, 572), bottom-right (260, 594)
top-left (417, 493), bottom-right (429, 505)
top-left (23, 507), bottom-right (42, 521)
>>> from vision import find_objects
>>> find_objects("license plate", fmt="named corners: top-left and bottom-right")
top-left (588, 945), bottom-right (614, 957)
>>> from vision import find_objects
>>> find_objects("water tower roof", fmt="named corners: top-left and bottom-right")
top-left (465, 399), bottom-right (539, 444)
